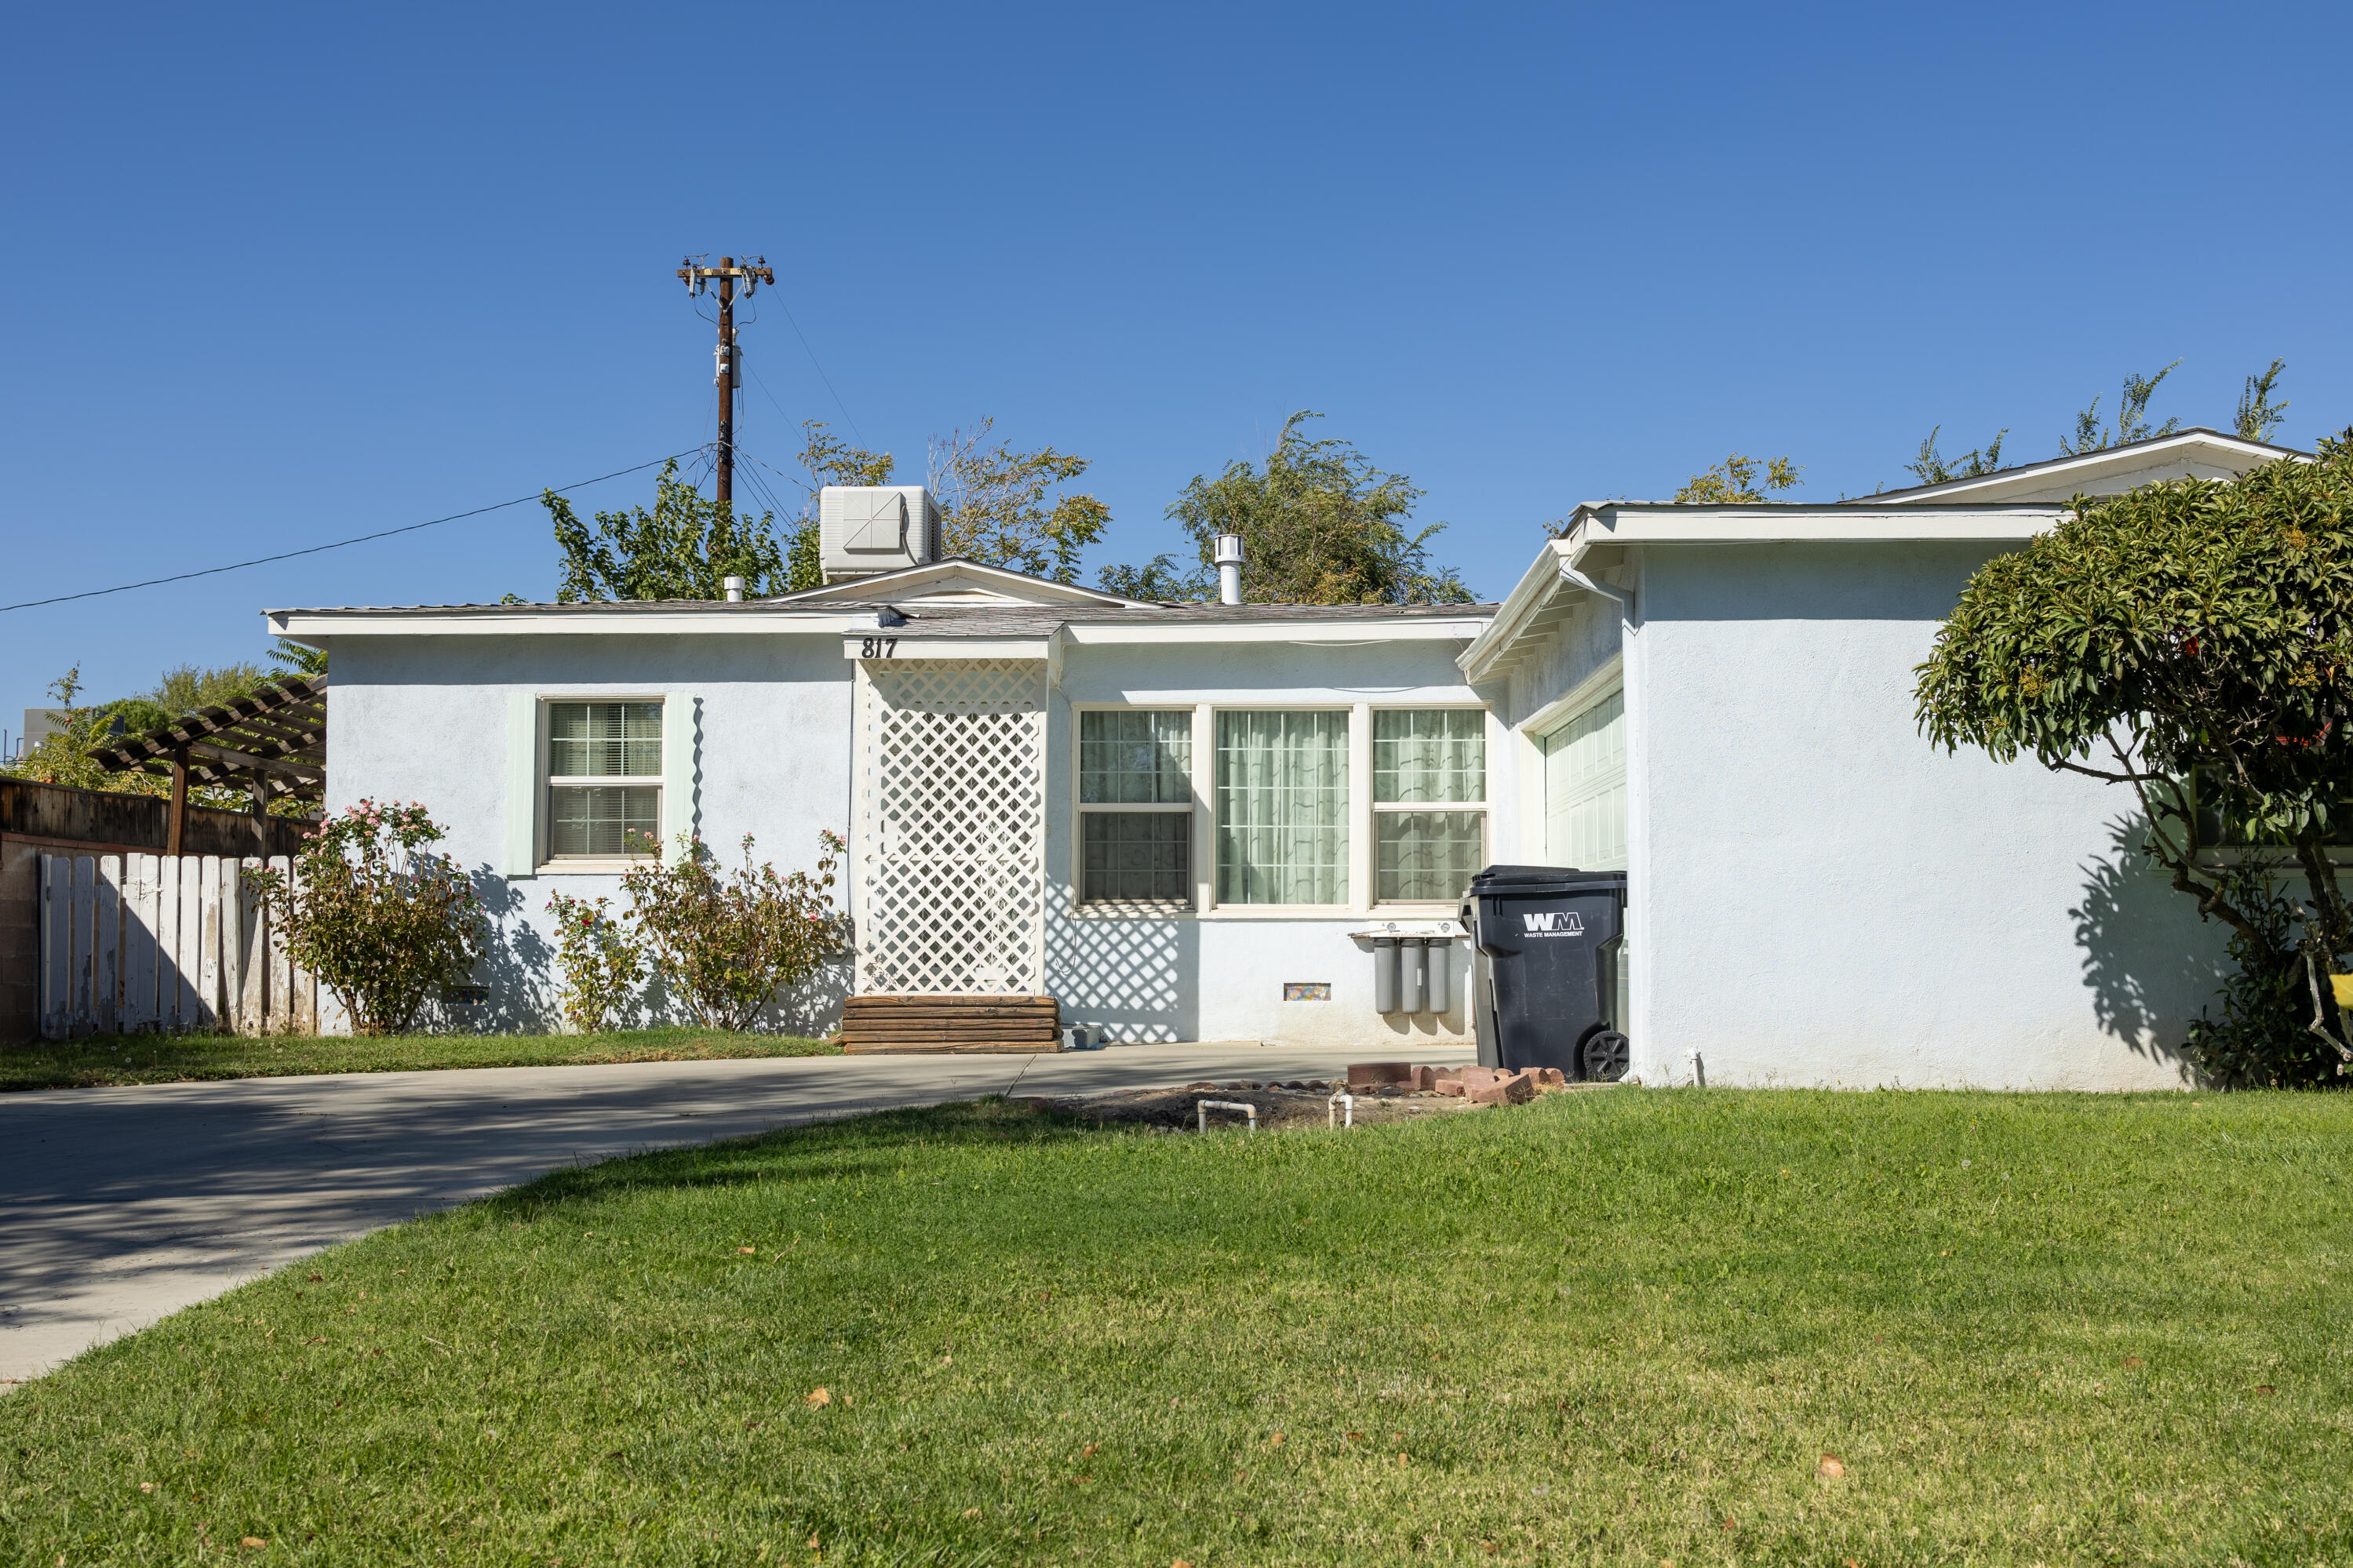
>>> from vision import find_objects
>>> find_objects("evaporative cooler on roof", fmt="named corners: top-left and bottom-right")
top-left (819, 486), bottom-right (941, 581)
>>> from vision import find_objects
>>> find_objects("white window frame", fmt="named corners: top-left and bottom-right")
top-left (537, 695), bottom-right (668, 873)
top-left (1068, 700), bottom-right (1492, 918)
top-left (1368, 704), bottom-right (1490, 910)
top-left (1069, 704), bottom-right (1199, 912)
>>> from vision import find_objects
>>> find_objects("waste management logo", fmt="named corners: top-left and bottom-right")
top-left (1521, 911), bottom-right (1586, 937)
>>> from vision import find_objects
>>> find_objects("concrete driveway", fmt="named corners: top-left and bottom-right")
top-left (0, 1042), bottom-right (1436, 1385)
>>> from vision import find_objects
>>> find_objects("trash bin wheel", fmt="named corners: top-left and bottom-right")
top-left (1581, 1030), bottom-right (1630, 1083)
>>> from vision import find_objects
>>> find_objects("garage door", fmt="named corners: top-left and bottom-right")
top-left (1542, 688), bottom-right (1624, 871)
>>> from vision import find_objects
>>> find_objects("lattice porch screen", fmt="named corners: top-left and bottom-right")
top-left (853, 659), bottom-right (1048, 995)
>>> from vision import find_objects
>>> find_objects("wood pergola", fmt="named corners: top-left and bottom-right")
top-left (85, 675), bottom-right (327, 853)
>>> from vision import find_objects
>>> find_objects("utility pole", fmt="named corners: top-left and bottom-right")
top-left (677, 254), bottom-right (774, 511)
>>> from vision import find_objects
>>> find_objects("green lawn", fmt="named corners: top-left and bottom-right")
top-left (0, 1027), bottom-right (836, 1091)
top-left (2, 1090), bottom-right (2348, 1566)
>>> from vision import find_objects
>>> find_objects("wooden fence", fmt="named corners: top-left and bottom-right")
top-left (37, 853), bottom-right (347, 1039)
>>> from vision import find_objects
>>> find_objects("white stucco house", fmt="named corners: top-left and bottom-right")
top-left (270, 427), bottom-right (2303, 1087)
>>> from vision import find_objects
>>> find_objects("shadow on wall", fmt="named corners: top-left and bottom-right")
top-left (420, 872), bottom-right (849, 1039)
top-left (2071, 814), bottom-right (2221, 1069)
top-left (757, 954), bottom-right (851, 1039)
top-left (427, 867), bottom-right (556, 1035)
top-left (1047, 911), bottom-right (1197, 1042)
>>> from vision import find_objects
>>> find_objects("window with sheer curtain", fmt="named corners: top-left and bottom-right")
top-left (1373, 708), bottom-right (1484, 902)
top-left (1215, 711), bottom-right (1349, 905)
top-left (1078, 710), bottom-right (1193, 903)
top-left (545, 700), bottom-right (663, 859)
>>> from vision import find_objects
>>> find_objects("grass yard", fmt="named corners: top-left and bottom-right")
top-left (0, 1027), bottom-right (837, 1091)
top-left (2, 1090), bottom-right (2348, 1566)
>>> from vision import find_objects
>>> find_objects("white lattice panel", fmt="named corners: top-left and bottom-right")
top-left (854, 660), bottom-right (1047, 995)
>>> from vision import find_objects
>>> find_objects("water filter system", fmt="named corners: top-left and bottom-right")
top-left (1357, 920), bottom-right (1462, 1016)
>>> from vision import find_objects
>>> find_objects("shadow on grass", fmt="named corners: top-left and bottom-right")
top-left (485, 1097), bottom-right (1101, 1214)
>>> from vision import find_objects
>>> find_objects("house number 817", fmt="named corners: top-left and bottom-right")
top-left (858, 638), bottom-right (900, 658)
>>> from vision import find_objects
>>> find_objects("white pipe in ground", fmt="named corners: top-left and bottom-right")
top-left (1197, 1099), bottom-right (1258, 1134)
top-left (1327, 1092), bottom-right (1354, 1130)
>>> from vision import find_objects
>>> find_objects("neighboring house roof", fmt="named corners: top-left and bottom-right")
top-left (1464, 431), bottom-right (2313, 683)
top-left (1849, 427), bottom-right (2306, 506)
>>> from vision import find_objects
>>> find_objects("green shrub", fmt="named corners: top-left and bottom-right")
top-left (244, 799), bottom-right (484, 1035)
top-left (545, 891), bottom-right (646, 1034)
top-left (621, 831), bottom-right (847, 1031)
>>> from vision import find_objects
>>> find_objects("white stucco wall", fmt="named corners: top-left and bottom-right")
top-left (326, 631), bottom-right (856, 1033)
top-left (1044, 637), bottom-right (1488, 1048)
top-left (326, 626), bottom-right (1497, 1049)
top-left (1622, 543), bottom-right (2221, 1090)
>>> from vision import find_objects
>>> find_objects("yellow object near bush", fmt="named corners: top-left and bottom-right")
top-left (2330, 974), bottom-right (2353, 1009)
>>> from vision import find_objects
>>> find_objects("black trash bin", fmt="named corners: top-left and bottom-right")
top-left (1460, 865), bottom-right (1628, 1080)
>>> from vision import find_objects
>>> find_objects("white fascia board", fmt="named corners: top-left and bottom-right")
top-left (1457, 540), bottom-right (1577, 681)
top-left (839, 635), bottom-right (1054, 660)
top-left (1563, 504), bottom-right (2065, 562)
top-left (1062, 619), bottom-right (1488, 646)
top-left (268, 609), bottom-right (883, 638)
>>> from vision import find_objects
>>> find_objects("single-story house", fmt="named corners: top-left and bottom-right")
top-left (271, 427), bottom-right (2300, 1086)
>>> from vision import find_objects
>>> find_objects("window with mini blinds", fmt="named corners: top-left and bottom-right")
top-left (545, 700), bottom-right (663, 858)
top-left (1078, 711), bottom-right (1192, 903)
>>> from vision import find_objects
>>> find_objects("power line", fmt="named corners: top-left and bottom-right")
top-left (0, 450), bottom-right (702, 615)
top-left (769, 291), bottom-right (866, 446)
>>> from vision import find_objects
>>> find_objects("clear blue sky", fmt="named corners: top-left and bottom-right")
top-left (5, 1), bottom-right (2348, 729)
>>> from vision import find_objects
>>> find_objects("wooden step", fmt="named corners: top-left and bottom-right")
top-left (839, 1041), bottom-right (1053, 1056)
top-left (842, 1006), bottom-right (1054, 1020)
top-left (836, 993), bottom-right (1061, 1053)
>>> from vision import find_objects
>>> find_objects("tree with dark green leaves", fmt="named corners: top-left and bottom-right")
top-left (545, 461), bottom-right (792, 602)
top-left (1915, 435), bottom-right (2353, 1086)
top-left (1113, 413), bottom-right (1470, 605)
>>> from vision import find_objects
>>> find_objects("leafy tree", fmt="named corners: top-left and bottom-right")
top-left (1905, 426), bottom-right (2009, 486)
top-left (1130, 412), bottom-right (1470, 606)
top-left (1674, 453), bottom-right (1802, 504)
top-left (152, 660), bottom-right (271, 715)
top-left (2237, 358), bottom-right (2290, 443)
top-left (545, 460), bottom-right (791, 601)
top-left (1915, 436), bottom-right (2353, 1085)
top-left (928, 419), bottom-right (1111, 584)
top-left (269, 637), bottom-right (329, 679)
top-left (1096, 553), bottom-right (1207, 602)
top-left (2060, 362), bottom-right (2181, 456)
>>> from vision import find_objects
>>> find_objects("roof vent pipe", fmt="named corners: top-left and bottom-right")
top-left (1214, 533), bottom-right (1245, 606)
top-left (723, 576), bottom-right (745, 603)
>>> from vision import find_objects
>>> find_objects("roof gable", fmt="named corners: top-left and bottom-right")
top-left (1857, 427), bottom-right (2307, 506)
top-left (769, 558), bottom-right (1153, 609)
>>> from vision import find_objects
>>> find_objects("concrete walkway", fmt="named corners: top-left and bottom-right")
top-left (0, 1042), bottom-right (1441, 1385)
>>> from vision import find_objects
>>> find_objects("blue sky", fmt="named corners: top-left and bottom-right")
top-left (5, 0), bottom-right (2348, 730)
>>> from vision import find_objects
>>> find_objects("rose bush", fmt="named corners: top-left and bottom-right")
top-left (545, 891), bottom-right (646, 1034)
top-left (621, 831), bottom-right (848, 1031)
top-left (243, 799), bottom-right (484, 1035)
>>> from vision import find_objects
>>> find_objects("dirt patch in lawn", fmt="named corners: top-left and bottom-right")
top-left (1018, 1078), bottom-right (1517, 1132)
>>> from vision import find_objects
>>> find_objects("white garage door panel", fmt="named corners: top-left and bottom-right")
top-left (1543, 688), bottom-right (1625, 872)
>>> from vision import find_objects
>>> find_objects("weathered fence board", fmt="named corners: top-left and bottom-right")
top-left (37, 851), bottom-right (339, 1039)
